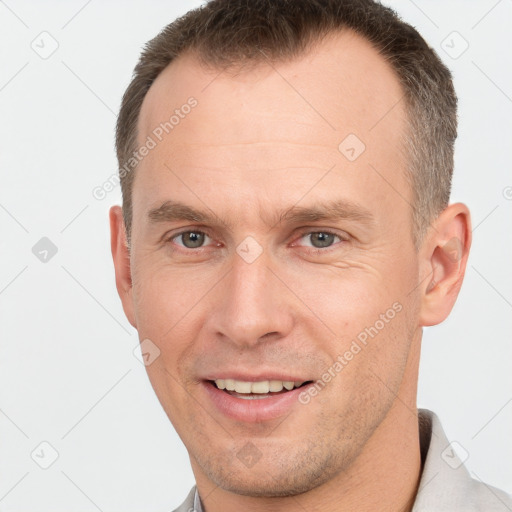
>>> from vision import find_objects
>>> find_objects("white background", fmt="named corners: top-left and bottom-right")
top-left (0, 1), bottom-right (511, 510)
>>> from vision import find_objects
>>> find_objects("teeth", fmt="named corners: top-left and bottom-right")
top-left (269, 380), bottom-right (283, 392)
top-left (234, 381), bottom-right (252, 394)
top-left (251, 381), bottom-right (270, 393)
top-left (214, 379), bottom-right (305, 394)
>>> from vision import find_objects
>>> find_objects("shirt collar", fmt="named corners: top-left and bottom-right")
top-left (193, 485), bottom-right (204, 512)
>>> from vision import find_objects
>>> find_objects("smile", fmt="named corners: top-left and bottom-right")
top-left (213, 378), bottom-right (308, 397)
top-left (203, 379), bottom-right (314, 420)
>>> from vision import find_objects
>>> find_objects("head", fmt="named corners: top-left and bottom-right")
top-left (111, 0), bottom-right (471, 500)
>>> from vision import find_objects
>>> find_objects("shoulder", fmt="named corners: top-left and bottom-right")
top-left (413, 409), bottom-right (512, 511)
top-left (466, 479), bottom-right (512, 511)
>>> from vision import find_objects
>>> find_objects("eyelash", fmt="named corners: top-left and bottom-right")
top-left (165, 228), bottom-right (347, 254)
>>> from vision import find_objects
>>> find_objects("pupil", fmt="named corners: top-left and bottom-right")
top-left (184, 232), bottom-right (204, 248)
top-left (311, 232), bottom-right (334, 248)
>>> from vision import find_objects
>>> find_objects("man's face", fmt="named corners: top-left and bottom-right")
top-left (126, 31), bottom-right (423, 495)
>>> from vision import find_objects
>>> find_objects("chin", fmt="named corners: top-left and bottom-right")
top-left (195, 442), bottom-right (350, 498)
top-left (212, 471), bottom-right (323, 498)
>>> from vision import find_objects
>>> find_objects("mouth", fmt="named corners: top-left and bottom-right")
top-left (201, 374), bottom-right (316, 422)
top-left (207, 378), bottom-right (313, 400)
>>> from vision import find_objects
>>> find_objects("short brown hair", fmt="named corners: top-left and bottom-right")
top-left (116, 0), bottom-right (457, 247)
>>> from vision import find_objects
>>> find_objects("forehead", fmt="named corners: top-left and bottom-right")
top-left (139, 29), bottom-right (406, 139)
top-left (133, 29), bottom-right (410, 229)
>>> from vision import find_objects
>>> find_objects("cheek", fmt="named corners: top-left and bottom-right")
top-left (132, 258), bottom-right (208, 337)
top-left (130, 267), bottom-right (196, 398)
top-left (286, 251), bottom-right (418, 383)
top-left (288, 263), bottom-right (406, 340)
top-left (132, 266), bottom-right (203, 428)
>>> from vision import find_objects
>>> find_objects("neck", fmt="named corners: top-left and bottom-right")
top-left (193, 331), bottom-right (423, 512)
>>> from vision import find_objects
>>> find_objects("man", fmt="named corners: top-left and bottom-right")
top-left (109, 0), bottom-right (512, 510)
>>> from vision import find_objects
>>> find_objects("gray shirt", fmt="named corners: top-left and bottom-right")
top-left (173, 409), bottom-right (512, 511)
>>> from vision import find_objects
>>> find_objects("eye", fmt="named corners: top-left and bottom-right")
top-left (295, 230), bottom-right (345, 250)
top-left (170, 230), bottom-right (213, 249)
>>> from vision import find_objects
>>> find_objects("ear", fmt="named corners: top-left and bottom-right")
top-left (418, 203), bottom-right (472, 327)
top-left (109, 205), bottom-right (137, 329)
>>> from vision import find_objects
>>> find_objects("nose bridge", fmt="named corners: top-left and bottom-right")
top-left (211, 247), bottom-right (293, 346)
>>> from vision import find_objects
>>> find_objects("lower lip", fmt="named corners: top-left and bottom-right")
top-left (202, 381), bottom-right (310, 423)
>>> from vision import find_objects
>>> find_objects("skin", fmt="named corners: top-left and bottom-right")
top-left (110, 30), bottom-right (471, 512)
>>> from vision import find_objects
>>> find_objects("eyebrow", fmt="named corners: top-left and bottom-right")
top-left (147, 199), bottom-right (375, 230)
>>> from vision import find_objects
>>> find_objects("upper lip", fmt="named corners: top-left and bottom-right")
top-left (202, 372), bottom-right (312, 382)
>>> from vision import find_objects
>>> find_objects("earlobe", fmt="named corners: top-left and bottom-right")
top-left (418, 203), bottom-right (472, 327)
top-left (109, 205), bottom-right (137, 328)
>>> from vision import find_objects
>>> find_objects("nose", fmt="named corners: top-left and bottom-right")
top-left (207, 248), bottom-right (295, 348)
